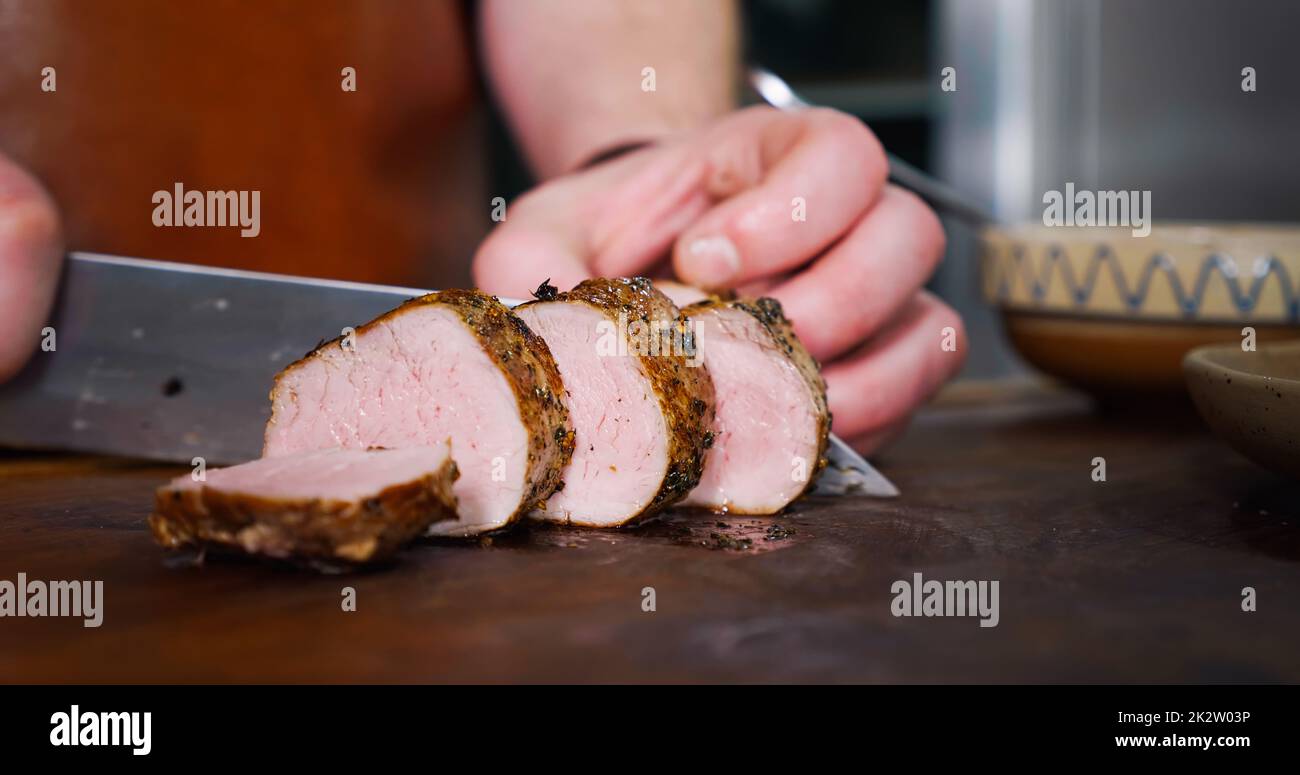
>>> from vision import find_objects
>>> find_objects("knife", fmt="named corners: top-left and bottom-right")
top-left (0, 252), bottom-right (898, 497)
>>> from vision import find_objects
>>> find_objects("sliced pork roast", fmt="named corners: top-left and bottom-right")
top-left (150, 446), bottom-right (458, 565)
top-left (263, 290), bottom-right (573, 536)
top-left (514, 278), bottom-right (715, 526)
top-left (681, 297), bottom-right (830, 514)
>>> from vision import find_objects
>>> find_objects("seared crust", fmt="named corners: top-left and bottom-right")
top-left (263, 290), bottom-right (574, 529)
top-left (519, 277), bottom-right (716, 524)
top-left (149, 458), bottom-right (459, 566)
top-left (684, 296), bottom-right (831, 501)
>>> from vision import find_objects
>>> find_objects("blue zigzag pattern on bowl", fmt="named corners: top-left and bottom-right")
top-left (988, 244), bottom-right (1299, 321)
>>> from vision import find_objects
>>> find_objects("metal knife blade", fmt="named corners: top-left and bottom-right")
top-left (0, 252), bottom-right (433, 464)
top-left (0, 252), bottom-right (898, 496)
top-left (812, 433), bottom-right (900, 498)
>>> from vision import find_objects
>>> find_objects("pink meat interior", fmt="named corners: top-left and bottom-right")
top-left (683, 306), bottom-right (821, 513)
top-left (515, 302), bottom-right (667, 525)
top-left (168, 446), bottom-right (452, 502)
top-left (263, 305), bottom-right (526, 533)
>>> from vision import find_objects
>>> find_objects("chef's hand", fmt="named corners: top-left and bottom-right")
top-left (0, 152), bottom-right (63, 384)
top-left (474, 106), bottom-right (965, 453)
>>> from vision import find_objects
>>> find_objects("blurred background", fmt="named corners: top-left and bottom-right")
top-left (2, 0), bottom-right (1298, 381)
top-left (737, 0), bottom-right (1300, 378)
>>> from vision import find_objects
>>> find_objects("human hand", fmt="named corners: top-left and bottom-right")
top-left (474, 106), bottom-right (964, 453)
top-left (0, 152), bottom-right (63, 383)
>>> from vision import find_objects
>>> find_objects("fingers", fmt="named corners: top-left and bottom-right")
top-left (823, 291), bottom-right (965, 444)
top-left (0, 154), bottom-right (63, 383)
top-left (472, 190), bottom-right (592, 299)
top-left (770, 185), bottom-right (946, 362)
top-left (474, 149), bottom-right (713, 299)
top-left (671, 106), bottom-right (888, 290)
top-left (586, 148), bottom-right (714, 278)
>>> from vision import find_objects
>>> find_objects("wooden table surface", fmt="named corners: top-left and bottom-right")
top-left (3, 381), bottom-right (1299, 683)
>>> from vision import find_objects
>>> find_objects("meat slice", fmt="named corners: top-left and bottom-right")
top-left (263, 290), bottom-right (573, 536)
top-left (680, 297), bottom-right (830, 514)
top-left (149, 446), bottom-right (458, 565)
top-left (514, 278), bottom-right (715, 526)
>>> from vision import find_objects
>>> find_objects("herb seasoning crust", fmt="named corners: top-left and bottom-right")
top-left (149, 458), bottom-right (460, 566)
top-left (518, 277), bottom-right (717, 524)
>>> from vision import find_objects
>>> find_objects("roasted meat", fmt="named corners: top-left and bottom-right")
top-left (150, 446), bottom-right (459, 564)
top-left (680, 297), bottom-right (830, 513)
top-left (263, 290), bottom-right (573, 536)
top-left (514, 278), bottom-right (715, 526)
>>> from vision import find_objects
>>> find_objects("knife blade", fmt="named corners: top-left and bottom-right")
top-left (811, 433), bottom-right (900, 498)
top-left (0, 252), bottom-right (898, 496)
top-left (0, 252), bottom-right (432, 464)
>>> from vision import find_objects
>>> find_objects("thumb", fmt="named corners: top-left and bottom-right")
top-left (472, 217), bottom-right (591, 301)
top-left (476, 147), bottom-right (717, 297)
top-left (584, 147), bottom-right (713, 279)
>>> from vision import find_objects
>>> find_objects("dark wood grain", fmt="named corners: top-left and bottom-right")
top-left (2, 382), bottom-right (1298, 683)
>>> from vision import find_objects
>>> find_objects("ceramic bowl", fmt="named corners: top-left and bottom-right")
top-left (1183, 340), bottom-right (1300, 478)
top-left (982, 222), bottom-right (1300, 394)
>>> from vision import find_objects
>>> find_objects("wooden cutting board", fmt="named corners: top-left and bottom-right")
top-left (3, 382), bottom-right (1299, 683)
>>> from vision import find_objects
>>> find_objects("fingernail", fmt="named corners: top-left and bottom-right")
top-left (684, 235), bottom-right (740, 288)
